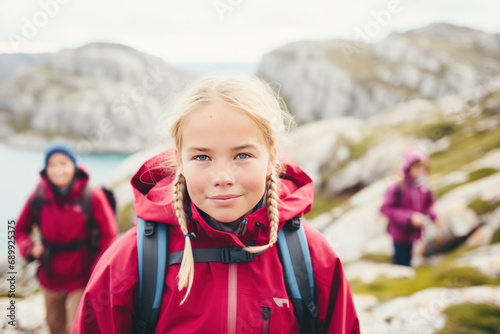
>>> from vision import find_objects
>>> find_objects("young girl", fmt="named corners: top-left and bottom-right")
top-left (380, 147), bottom-right (440, 266)
top-left (71, 75), bottom-right (360, 333)
top-left (15, 142), bottom-right (119, 334)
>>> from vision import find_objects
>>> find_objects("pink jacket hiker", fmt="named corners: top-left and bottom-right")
top-left (15, 166), bottom-right (119, 293)
top-left (71, 150), bottom-right (360, 334)
top-left (380, 148), bottom-right (438, 244)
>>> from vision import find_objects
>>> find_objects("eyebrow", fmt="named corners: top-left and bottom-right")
top-left (185, 144), bottom-right (260, 153)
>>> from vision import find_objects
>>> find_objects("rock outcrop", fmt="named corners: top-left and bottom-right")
top-left (0, 43), bottom-right (196, 152)
top-left (258, 23), bottom-right (500, 123)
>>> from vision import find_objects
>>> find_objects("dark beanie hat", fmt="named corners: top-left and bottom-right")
top-left (44, 141), bottom-right (78, 169)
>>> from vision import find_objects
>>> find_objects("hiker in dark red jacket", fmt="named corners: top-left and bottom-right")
top-left (380, 147), bottom-right (440, 266)
top-left (71, 75), bottom-right (360, 334)
top-left (15, 142), bottom-right (118, 334)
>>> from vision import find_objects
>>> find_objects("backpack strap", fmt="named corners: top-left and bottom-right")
top-left (277, 217), bottom-right (319, 334)
top-left (30, 185), bottom-right (48, 228)
top-left (395, 180), bottom-right (404, 207)
top-left (167, 245), bottom-right (264, 266)
top-left (80, 186), bottom-right (102, 257)
top-left (135, 217), bottom-right (167, 334)
top-left (135, 217), bottom-right (318, 333)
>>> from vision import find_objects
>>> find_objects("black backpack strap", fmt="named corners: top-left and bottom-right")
top-left (395, 180), bottom-right (404, 207)
top-left (167, 245), bottom-right (264, 266)
top-left (277, 217), bottom-right (319, 334)
top-left (80, 186), bottom-right (102, 256)
top-left (30, 185), bottom-right (47, 227)
top-left (134, 218), bottom-right (168, 334)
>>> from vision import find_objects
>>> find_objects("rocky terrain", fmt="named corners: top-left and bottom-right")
top-left (0, 43), bottom-right (196, 153)
top-left (258, 23), bottom-right (500, 123)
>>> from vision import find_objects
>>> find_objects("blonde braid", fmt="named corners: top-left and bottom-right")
top-left (245, 170), bottom-right (280, 253)
top-left (172, 171), bottom-right (194, 304)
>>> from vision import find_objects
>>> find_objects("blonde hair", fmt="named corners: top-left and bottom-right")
top-left (162, 75), bottom-right (294, 304)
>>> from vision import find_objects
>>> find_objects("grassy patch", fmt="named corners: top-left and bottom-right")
top-left (350, 265), bottom-right (496, 301)
top-left (410, 121), bottom-right (457, 140)
top-left (436, 168), bottom-right (498, 197)
top-left (468, 168), bottom-right (499, 182)
top-left (349, 247), bottom-right (500, 301)
top-left (435, 303), bottom-right (500, 334)
top-left (468, 198), bottom-right (500, 215)
top-left (436, 183), bottom-right (465, 197)
top-left (434, 266), bottom-right (493, 287)
top-left (305, 194), bottom-right (350, 219)
top-left (360, 253), bottom-right (392, 263)
top-left (491, 227), bottom-right (500, 244)
top-left (430, 122), bottom-right (500, 175)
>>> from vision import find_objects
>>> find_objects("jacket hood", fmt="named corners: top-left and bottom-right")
top-left (131, 149), bottom-right (315, 246)
top-left (401, 147), bottom-right (429, 176)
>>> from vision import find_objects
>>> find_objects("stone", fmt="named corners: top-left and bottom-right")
top-left (344, 261), bottom-right (416, 283)
top-left (323, 200), bottom-right (387, 262)
top-left (0, 43), bottom-right (196, 153)
top-left (456, 244), bottom-right (500, 278)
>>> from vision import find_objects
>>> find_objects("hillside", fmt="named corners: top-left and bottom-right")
top-left (258, 23), bottom-right (500, 123)
top-left (0, 43), bottom-right (196, 152)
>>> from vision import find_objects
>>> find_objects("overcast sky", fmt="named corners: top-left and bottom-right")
top-left (1, 0), bottom-right (499, 62)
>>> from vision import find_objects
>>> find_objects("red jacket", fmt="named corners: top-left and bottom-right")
top-left (15, 167), bottom-right (118, 293)
top-left (72, 151), bottom-right (360, 334)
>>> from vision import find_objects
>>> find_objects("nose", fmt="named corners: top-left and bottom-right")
top-left (211, 166), bottom-right (235, 187)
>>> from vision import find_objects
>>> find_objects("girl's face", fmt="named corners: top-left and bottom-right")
top-left (46, 152), bottom-right (75, 188)
top-left (409, 161), bottom-right (427, 179)
top-left (179, 101), bottom-right (273, 223)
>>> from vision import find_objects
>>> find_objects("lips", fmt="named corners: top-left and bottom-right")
top-left (210, 195), bottom-right (240, 199)
top-left (209, 195), bottom-right (242, 205)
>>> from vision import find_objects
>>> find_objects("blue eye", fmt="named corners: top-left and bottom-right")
top-left (194, 155), bottom-right (210, 161)
top-left (236, 153), bottom-right (250, 160)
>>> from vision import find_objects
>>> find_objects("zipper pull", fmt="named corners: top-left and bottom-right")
top-left (261, 307), bottom-right (271, 333)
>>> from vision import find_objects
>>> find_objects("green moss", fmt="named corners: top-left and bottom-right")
top-left (430, 123), bottom-right (500, 175)
top-left (468, 198), bottom-right (500, 215)
top-left (434, 266), bottom-right (492, 287)
top-left (436, 182), bottom-right (465, 197)
top-left (411, 121), bottom-right (457, 140)
top-left (435, 303), bottom-right (500, 334)
top-left (349, 265), bottom-right (436, 301)
top-left (348, 136), bottom-right (374, 162)
top-left (436, 168), bottom-right (498, 197)
top-left (360, 253), bottom-right (392, 263)
top-left (349, 247), bottom-right (500, 301)
top-left (468, 168), bottom-right (499, 182)
top-left (491, 227), bottom-right (500, 244)
top-left (305, 194), bottom-right (349, 219)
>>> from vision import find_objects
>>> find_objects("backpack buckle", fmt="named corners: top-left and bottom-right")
top-left (286, 217), bottom-right (301, 231)
top-left (221, 247), bottom-right (254, 264)
top-left (144, 221), bottom-right (155, 237)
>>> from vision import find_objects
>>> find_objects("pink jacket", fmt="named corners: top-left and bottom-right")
top-left (15, 167), bottom-right (118, 293)
top-left (380, 149), bottom-right (438, 243)
top-left (72, 151), bottom-right (360, 333)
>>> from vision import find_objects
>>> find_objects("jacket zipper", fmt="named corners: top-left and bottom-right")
top-left (261, 307), bottom-right (271, 334)
top-left (227, 263), bottom-right (237, 334)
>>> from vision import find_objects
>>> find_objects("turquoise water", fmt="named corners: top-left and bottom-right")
top-left (0, 143), bottom-right (131, 255)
